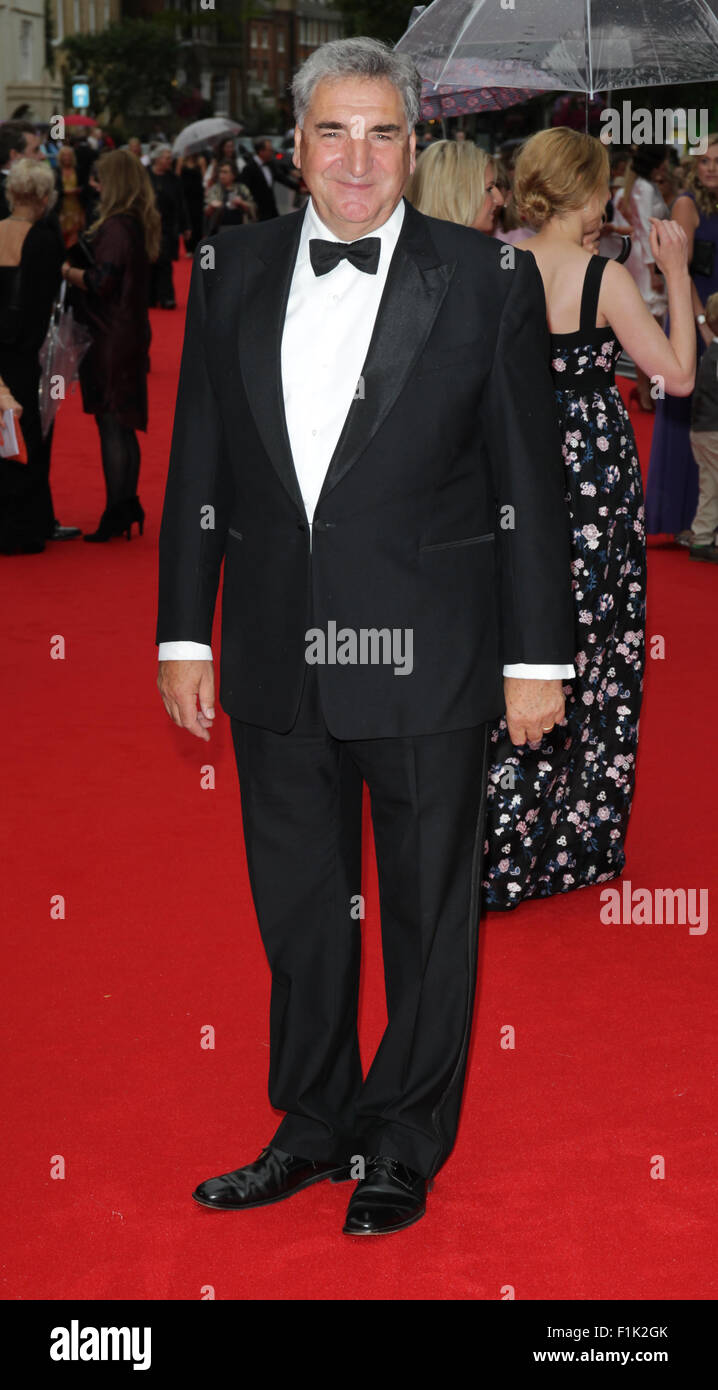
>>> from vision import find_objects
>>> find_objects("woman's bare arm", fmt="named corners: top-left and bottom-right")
top-left (600, 221), bottom-right (695, 395)
top-left (670, 190), bottom-right (699, 264)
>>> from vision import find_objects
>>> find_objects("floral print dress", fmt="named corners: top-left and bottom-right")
top-left (483, 254), bottom-right (646, 909)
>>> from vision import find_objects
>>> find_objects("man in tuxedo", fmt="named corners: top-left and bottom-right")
top-left (240, 137), bottom-right (299, 220)
top-left (0, 122), bottom-right (67, 251)
top-left (156, 38), bottom-right (575, 1236)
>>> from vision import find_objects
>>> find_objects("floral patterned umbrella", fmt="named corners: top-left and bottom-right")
top-left (419, 75), bottom-right (546, 120)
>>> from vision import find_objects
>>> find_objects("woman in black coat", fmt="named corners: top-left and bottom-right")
top-left (62, 150), bottom-right (161, 541)
top-left (0, 159), bottom-right (65, 554)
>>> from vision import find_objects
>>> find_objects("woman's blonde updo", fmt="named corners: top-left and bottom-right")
top-left (404, 139), bottom-right (494, 227)
top-left (513, 127), bottom-right (610, 229)
top-left (6, 157), bottom-right (57, 213)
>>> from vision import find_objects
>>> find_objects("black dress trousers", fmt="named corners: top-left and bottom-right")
top-left (230, 655), bottom-right (490, 1180)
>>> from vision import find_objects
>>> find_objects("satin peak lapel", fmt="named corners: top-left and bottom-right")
top-left (237, 206), bottom-right (307, 516)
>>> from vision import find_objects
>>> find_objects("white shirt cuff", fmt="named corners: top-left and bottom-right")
top-left (158, 641), bottom-right (213, 661)
top-left (503, 663), bottom-right (575, 679)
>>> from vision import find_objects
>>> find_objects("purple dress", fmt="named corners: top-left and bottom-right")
top-left (645, 191), bottom-right (718, 535)
top-left (483, 256), bottom-right (646, 908)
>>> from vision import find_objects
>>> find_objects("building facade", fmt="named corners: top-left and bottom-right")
top-left (248, 1), bottom-right (345, 117)
top-left (50, 0), bottom-right (123, 119)
top-left (0, 0), bottom-right (125, 123)
top-left (0, 0), bottom-right (60, 120)
top-left (52, 0), bottom-right (122, 43)
top-left (125, 0), bottom-right (345, 128)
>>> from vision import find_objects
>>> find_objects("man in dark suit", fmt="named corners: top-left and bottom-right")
top-left (156, 38), bottom-right (575, 1236)
top-left (0, 122), bottom-right (67, 248)
top-left (240, 136), bottom-right (298, 220)
top-left (148, 146), bottom-right (190, 308)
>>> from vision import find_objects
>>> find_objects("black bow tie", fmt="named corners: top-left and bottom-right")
top-left (309, 236), bottom-right (381, 277)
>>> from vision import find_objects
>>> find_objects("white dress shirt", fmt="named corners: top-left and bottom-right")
top-left (283, 194), bottom-right (406, 528)
top-left (159, 196), bottom-right (574, 681)
top-left (254, 154), bottom-right (273, 188)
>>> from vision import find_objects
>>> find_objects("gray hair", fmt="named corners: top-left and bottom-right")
top-left (292, 37), bottom-right (423, 133)
top-left (6, 157), bottom-right (57, 211)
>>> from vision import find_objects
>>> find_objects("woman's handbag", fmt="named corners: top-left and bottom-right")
top-left (66, 230), bottom-right (96, 270)
top-left (37, 280), bottom-right (93, 438)
top-left (64, 232), bottom-right (96, 324)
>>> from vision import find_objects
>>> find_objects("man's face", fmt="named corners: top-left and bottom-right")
top-left (294, 76), bottom-right (416, 239)
top-left (17, 132), bottom-right (41, 161)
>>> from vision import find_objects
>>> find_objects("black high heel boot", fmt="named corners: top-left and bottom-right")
top-left (83, 503), bottom-right (131, 543)
top-left (129, 496), bottom-right (145, 537)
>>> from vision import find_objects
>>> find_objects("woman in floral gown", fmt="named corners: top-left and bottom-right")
top-left (483, 129), bottom-right (696, 909)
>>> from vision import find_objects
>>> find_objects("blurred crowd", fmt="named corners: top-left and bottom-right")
top-left (1, 114), bottom-right (716, 563)
top-left (404, 131), bottom-right (718, 560)
top-left (0, 119), bottom-right (308, 553)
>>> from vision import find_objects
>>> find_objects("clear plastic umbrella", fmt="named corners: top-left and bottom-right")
top-left (408, 3), bottom-right (546, 115)
top-left (397, 0), bottom-right (718, 99)
top-left (172, 118), bottom-right (243, 158)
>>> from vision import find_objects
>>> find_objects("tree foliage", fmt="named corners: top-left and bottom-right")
top-left (60, 19), bottom-right (181, 124)
top-left (341, 0), bottom-right (418, 46)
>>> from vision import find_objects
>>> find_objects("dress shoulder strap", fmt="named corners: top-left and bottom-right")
top-left (579, 254), bottom-right (609, 333)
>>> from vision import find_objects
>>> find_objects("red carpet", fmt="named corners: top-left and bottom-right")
top-left (3, 257), bottom-right (716, 1301)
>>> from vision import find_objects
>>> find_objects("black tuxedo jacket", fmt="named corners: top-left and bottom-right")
top-left (156, 197), bottom-right (575, 739)
top-left (240, 159), bottom-right (279, 220)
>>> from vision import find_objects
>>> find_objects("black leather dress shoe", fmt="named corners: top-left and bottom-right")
top-left (343, 1156), bottom-right (431, 1235)
top-left (50, 521), bottom-right (82, 540)
top-left (192, 1146), bottom-right (350, 1211)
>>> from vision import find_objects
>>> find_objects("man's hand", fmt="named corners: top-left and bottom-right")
top-left (504, 676), bottom-right (565, 747)
top-left (158, 660), bottom-right (215, 741)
